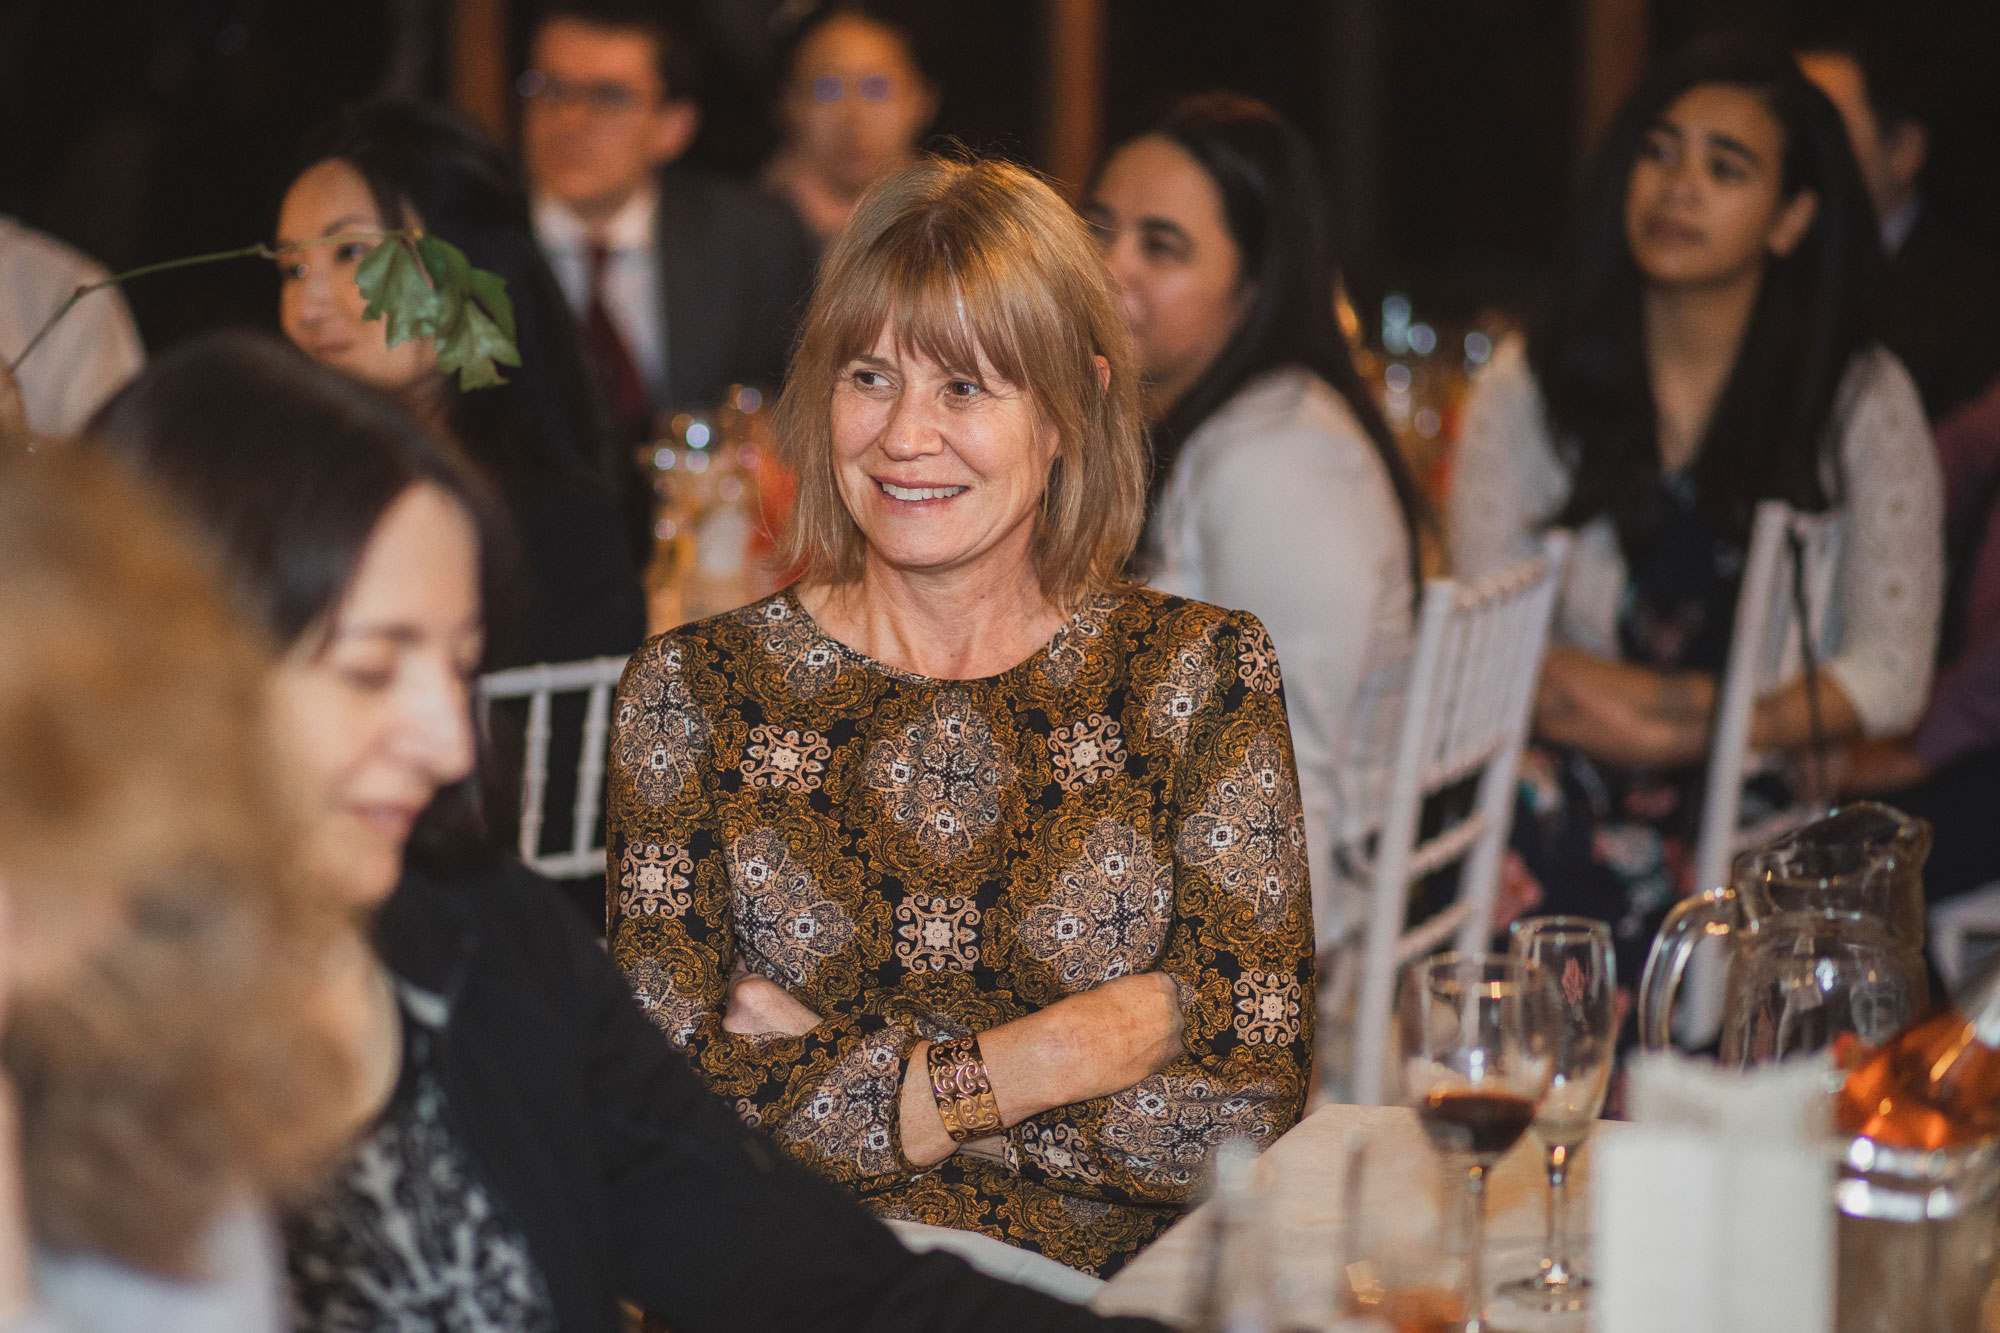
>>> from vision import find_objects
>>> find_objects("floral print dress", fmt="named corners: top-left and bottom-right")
top-left (1513, 476), bottom-right (1790, 1013)
top-left (605, 586), bottom-right (1315, 1276)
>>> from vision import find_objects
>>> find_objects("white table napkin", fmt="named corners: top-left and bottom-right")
top-left (1595, 1052), bottom-right (1833, 1333)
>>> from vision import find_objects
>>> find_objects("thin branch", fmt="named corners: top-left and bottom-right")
top-left (8, 243), bottom-right (271, 374)
top-left (6, 231), bottom-right (420, 376)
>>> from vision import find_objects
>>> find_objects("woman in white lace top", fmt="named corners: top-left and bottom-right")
top-left (1088, 95), bottom-right (1428, 957)
top-left (1449, 37), bottom-right (1942, 993)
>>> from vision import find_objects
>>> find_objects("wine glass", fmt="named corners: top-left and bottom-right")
top-left (1339, 1127), bottom-right (1468, 1332)
top-left (1397, 952), bottom-right (1554, 1333)
top-left (1503, 916), bottom-right (1616, 1313)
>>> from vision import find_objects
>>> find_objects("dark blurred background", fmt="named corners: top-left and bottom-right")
top-left (5, 0), bottom-right (1997, 350)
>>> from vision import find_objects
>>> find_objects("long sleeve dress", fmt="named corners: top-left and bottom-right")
top-left (605, 586), bottom-right (1316, 1277)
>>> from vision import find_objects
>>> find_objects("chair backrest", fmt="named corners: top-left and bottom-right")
top-left (1351, 533), bottom-right (1570, 1105)
top-left (1691, 500), bottom-right (1843, 898)
top-left (479, 655), bottom-right (631, 879)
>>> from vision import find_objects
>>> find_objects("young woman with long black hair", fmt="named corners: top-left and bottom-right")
top-left (1087, 93), bottom-right (1429, 965)
top-left (1450, 36), bottom-right (1942, 991)
top-left (276, 100), bottom-right (648, 671)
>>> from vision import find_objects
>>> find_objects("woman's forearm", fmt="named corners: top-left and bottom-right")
top-left (1537, 644), bottom-right (1865, 770)
top-left (1535, 649), bottom-right (1716, 768)
top-left (896, 973), bottom-right (1184, 1168)
top-left (1750, 672), bottom-right (1863, 752)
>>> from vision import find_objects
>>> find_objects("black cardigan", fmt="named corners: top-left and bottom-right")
top-left (363, 858), bottom-right (1169, 1333)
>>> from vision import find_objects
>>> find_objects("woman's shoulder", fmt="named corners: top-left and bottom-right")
top-left (1463, 335), bottom-right (1548, 428)
top-left (1831, 344), bottom-right (1932, 466)
top-left (380, 858), bottom-right (604, 1003)
top-left (1834, 344), bottom-right (1927, 424)
top-left (1192, 366), bottom-right (1364, 456)
top-left (623, 592), bottom-right (791, 678)
top-left (1109, 584), bottom-right (1272, 650)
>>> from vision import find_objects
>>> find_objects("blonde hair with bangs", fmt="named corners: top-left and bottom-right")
top-left (774, 155), bottom-right (1146, 604)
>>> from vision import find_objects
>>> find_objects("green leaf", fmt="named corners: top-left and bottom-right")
top-left (412, 235), bottom-right (520, 391)
top-left (433, 292), bottom-right (521, 391)
top-left (466, 266), bottom-right (516, 342)
top-left (355, 238), bottom-right (443, 348)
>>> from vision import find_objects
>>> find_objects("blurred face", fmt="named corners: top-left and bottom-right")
top-left (521, 18), bottom-right (699, 221)
top-left (277, 158), bottom-right (440, 399)
top-left (782, 16), bottom-right (935, 196)
top-left (266, 486), bottom-right (483, 909)
top-left (831, 322), bottom-right (1056, 584)
top-left (1086, 135), bottom-right (1250, 416)
top-left (1623, 84), bottom-right (1819, 291)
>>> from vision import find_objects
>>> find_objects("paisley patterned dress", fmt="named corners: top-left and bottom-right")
top-left (605, 586), bottom-right (1315, 1276)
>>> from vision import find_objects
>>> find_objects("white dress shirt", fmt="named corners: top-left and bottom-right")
top-left (1451, 337), bottom-right (1943, 738)
top-left (1148, 367), bottom-right (1416, 951)
top-left (533, 185), bottom-right (668, 409)
top-left (0, 216), bottom-right (145, 436)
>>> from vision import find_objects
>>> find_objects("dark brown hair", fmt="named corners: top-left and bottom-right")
top-left (91, 331), bottom-right (522, 874)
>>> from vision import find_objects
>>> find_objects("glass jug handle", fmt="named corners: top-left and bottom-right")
top-left (1636, 885), bottom-right (1736, 1050)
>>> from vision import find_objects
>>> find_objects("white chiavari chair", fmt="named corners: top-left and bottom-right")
top-left (1673, 501), bottom-right (1841, 1043)
top-left (1351, 533), bottom-right (1569, 1105)
top-left (479, 655), bottom-right (630, 880)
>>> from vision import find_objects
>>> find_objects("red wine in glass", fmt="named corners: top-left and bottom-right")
top-left (1418, 1087), bottom-right (1538, 1162)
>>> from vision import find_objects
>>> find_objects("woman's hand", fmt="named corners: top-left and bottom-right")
top-left (721, 966), bottom-right (823, 1040)
top-left (1839, 735), bottom-right (1929, 796)
top-left (1534, 648), bottom-right (1714, 768)
top-left (898, 971), bottom-right (1186, 1169)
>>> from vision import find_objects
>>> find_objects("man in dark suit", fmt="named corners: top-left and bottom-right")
top-left (1800, 32), bottom-right (2000, 423)
top-left (523, 0), bottom-right (815, 446)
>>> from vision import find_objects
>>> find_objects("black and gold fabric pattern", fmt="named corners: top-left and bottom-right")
top-left (606, 586), bottom-right (1314, 1276)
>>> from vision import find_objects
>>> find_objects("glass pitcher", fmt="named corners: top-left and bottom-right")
top-left (1638, 802), bottom-right (1932, 1065)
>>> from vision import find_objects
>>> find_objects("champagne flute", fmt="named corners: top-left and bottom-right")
top-left (1398, 952), bottom-right (1554, 1333)
top-left (1502, 916), bottom-right (1615, 1313)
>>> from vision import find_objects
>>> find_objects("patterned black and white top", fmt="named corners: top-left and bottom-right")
top-left (285, 984), bottom-right (558, 1333)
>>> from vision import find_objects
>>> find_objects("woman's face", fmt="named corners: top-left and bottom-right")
top-left (266, 485), bottom-right (483, 909)
top-left (830, 322), bottom-right (1056, 585)
top-left (1086, 135), bottom-right (1250, 414)
top-left (1623, 83), bottom-right (1819, 290)
top-left (782, 17), bottom-right (934, 197)
top-left (277, 158), bottom-right (441, 399)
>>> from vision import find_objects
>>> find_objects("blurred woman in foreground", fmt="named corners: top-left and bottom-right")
top-left (0, 430), bottom-right (346, 1330)
top-left (90, 332), bottom-right (1167, 1333)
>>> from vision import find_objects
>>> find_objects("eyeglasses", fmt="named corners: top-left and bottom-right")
top-left (517, 69), bottom-right (654, 115)
top-left (810, 73), bottom-right (894, 104)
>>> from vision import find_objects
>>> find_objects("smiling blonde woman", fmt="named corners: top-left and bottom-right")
top-left (606, 156), bottom-right (1315, 1278)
